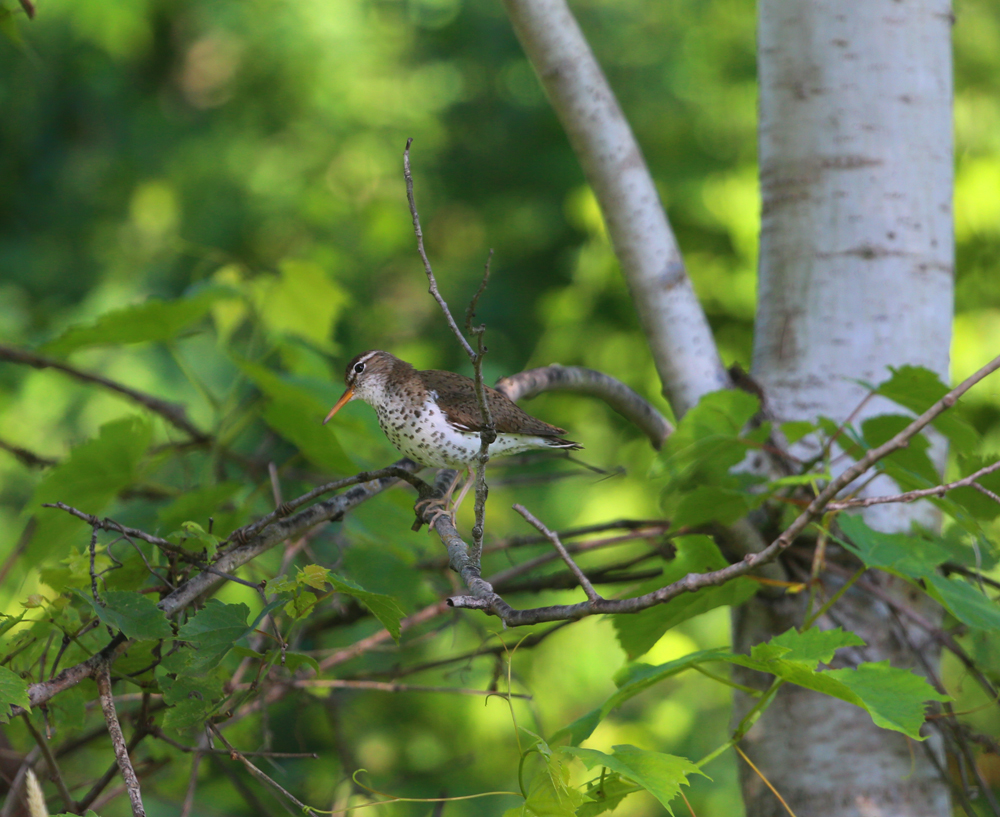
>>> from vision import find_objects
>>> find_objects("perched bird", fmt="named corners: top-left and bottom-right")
top-left (323, 350), bottom-right (581, 471)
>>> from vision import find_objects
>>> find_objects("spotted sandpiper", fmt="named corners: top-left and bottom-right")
top-left (323, 350), bottom-right (581, 482)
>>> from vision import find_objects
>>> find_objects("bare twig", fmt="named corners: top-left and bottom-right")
top-left (402, 140), bottom-right (476, 360)
top-left (0, 438), bottom-right (56, 468)
top-left (0, 344), bottom-right (208, 442)
top-left (826, 459), bottom-right (1000, 510)
top-left (513, 504), bottom-right (601, 602)
top-left (239, 679), bottom-right (531, 699)
top-left (95, 659), bottom-right (146, 817)
top-left (210, 726), bottom-right (318, 816)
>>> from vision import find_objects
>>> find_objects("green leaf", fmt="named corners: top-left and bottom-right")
top-left (42, 287), bottom-right (232, 356)
top-left (179, 599), bottom-right (252, 646)
top-left (835, 514), bottom-right (951, 578)
top-left (763, 627), bottom-right (865, 666)
top-left (506, 750), bottom-right (586, 817)
top-left (575, 771), bottom-right (636, 817)
top-left (238, 360), bottom-right (355, 472)
top-left (925, 575), bottom-right (1000, 631)
top-left (780, 420), bottom-right (818, 445)
top-left (177, 600), bottom-right (252, 672)
top-left (825, 662), bottom-right (950, 738)
top-left (328, 575), bottom-right (405, 643)
top-left (252, 259), bottom-right (347, 351)
top-left (77, 590), bottom-right (173, 641)
top-left (168, 521), bottom-right (222, 558)
top-left (612, 536), bottom-right (758, 659)
top-left (160, 672), bottom-right (226, 732)
top-left (564, 746), bottom-right (704, 816)
top-left (871, 366), bottom-right (977, 451)
top-left (0, 665), bottom-right (30, 722)
top-left (29, 417), bottom-right (152, 560)
top-left (727, 630), bottom-right (947, 740)
top-left (552, 649), bottom-right (731, 745)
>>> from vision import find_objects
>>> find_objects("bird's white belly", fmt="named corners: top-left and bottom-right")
top-left (375, 399), bottom-right (543, 468)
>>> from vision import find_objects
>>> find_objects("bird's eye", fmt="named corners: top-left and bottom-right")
top-left (354, 362), bottom-right (365, 374)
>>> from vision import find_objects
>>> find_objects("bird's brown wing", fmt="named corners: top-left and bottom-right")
top-left (419, 369), bottom-right (568, 436)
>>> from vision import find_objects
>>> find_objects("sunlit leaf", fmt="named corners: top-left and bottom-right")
top-left (564, 745), bottom-right (704, 816)
top-left (42, 287), bottom-right (233, 356)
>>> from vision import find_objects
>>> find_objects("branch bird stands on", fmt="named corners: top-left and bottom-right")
top-left (323, 350), bottom-right (581, 519)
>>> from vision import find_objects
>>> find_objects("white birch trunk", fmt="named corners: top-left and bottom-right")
top-left (740, 2), bottom-right (955, 815)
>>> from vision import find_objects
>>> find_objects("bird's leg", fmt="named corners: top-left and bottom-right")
top-left (414, 468), bottom-right (467, 529)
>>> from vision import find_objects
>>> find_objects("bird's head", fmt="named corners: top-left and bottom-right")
top-left (323, 350), bottom-right (398, 423)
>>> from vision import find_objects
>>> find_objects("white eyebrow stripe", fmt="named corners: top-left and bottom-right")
top-left (355, 351), bottom-right (381, 367)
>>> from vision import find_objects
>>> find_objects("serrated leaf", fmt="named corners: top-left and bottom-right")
top-left (825, 661), bottom-right (949, 738)
top-left (160, 673), bottom-right (226, 731)
top-left (925, 575), bottom-right (1000, 631)
top-left (77, 590), bottom-right (173, 641)
top-left (42, 287), bottom-right (231, 356)
top-left (252, 259), bottom-right (347, 351)
top-left (612, 536), bottom-right (758, 659)
top-left (575, 771), bottom-right (636, 817)
top-left (29, 417), bottom-right (152, 560)
top-left (0, 665), bottom-right (30, 722)
top-left (299, 564), bottom-right (332, 590)
top-left (168, 521), bottom-right (222, 558)
top-left (835, 514), bottom-right (951, 578)
top-left (177, 600), bottom-right (252, 673)
top-left (178, 600), bottom-right (251, 647)
top-left (765, 627), bottom-right (865, 666)
top-left (871, 366), bottom-right (977, 451)
top-left (328, 575), bottom-right (405, 642)
top-left (564, 746), bottom-right (704, 816)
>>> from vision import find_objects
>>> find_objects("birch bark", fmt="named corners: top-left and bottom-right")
top-left (738, 2), bottom-right (954, 814)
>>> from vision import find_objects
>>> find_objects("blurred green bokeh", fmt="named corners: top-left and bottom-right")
top-left (1, 0), bottom-right (998, 814)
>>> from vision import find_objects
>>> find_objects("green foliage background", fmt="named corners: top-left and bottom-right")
top-left (1, 0), bottom-right (999, 814)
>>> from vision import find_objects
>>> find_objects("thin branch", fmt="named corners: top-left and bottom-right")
top-left (0, 343), bottom-right (208, 441)
top-left (0, 438), bottom-right (57, 468)
top-left (210, 726), bottom-right (319, 817)
top-left (402, 139), bottom-right (475, 360)
top-left (95, 659), bottom-right (146, 817)
top-left (241, 679), bottom-right (531, 699)
top-left (826, 458), bottom-right (1000, 510)
top-left (496, 365), bottom-right (673, 450)
top-left (513, 504), bottom-right (601, 602)
top-left (22, 713), bottom-right (77, 813)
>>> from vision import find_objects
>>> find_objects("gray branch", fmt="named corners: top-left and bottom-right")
top-left (496, 364), bottom-right (673, 449)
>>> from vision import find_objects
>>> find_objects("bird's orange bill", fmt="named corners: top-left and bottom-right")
top-left (323, 387), bottom-right (354, 424)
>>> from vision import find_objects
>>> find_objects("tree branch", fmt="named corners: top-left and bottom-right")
top-left (513, 504), bottom-right (601, 602)
top-left (496, 365), bottom-right (672, 449)
top-left (95, 659), bottom-right (146, 817)
top-left (0, 344), bottom-right (209, 442)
